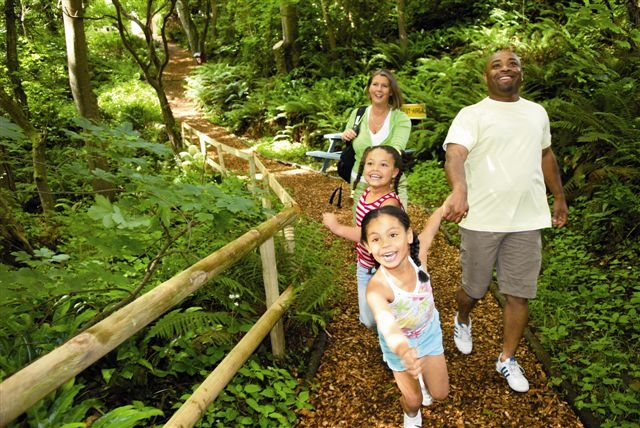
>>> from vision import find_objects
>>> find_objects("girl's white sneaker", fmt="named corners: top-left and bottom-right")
top-left (403, 411), bottom-right (422, 428)
top-left (418, 374), bottom-right (433, 406)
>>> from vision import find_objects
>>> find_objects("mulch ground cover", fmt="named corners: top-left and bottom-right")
top-left (164, 43), bottom-right (584, 428)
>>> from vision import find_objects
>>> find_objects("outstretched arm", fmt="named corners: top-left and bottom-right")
top-left (541, 147), bottom-right (568, 227)
top-left (417, 205), bottom-right (444, 267)
top-left (322, 212), bottom-right (361, 242)
top-left (367, 277), bottom-right (420, 378)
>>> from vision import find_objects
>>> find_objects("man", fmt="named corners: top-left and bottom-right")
top-left (439, 49), bottom-right (568, 392)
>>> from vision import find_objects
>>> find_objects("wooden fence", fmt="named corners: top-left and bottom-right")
top-left (0, 123), bottom-right (301, 427)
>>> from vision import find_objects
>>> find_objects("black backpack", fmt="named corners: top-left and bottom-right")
top-left (336, 106), bottom-right (367, 183)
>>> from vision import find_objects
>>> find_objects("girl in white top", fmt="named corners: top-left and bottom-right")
top-left (361, 205), bottom-right (448, 428)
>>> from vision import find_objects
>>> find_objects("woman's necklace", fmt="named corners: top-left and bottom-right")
top-left (369, 108), bottom-right (389, 134)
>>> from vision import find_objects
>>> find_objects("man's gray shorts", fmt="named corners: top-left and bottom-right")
top-left (459, 228), bottom-right (542, 300)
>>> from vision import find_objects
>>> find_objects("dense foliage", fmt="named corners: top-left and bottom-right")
top-left (0, 116), bottom-right (343, 424)
top-left (1, 0), bottom-right (638, 427)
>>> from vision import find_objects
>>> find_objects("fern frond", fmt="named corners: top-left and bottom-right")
top-left (145, 308), bottom-right (234, 341)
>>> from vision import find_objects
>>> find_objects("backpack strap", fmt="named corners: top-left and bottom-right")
top-left (353, 106), bottom-right (367, 132)
top-left (329, 185), bottom-right (343, 208)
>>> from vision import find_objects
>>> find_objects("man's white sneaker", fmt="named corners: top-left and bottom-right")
top-left (495, 354), bottom-right (530, 392)
top-left (453, 313), bottom-right (472, 354)
top-left (418, 374), bottom-right (433, 406)
top-left (403, 411), bottom-right (422, 428)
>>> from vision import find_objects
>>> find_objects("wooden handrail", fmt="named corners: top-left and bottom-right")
top-left (0, 207), bottom-right (298, 427)
top-left (0, 126), bottom-right (301, 427)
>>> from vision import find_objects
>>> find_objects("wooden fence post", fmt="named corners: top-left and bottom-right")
top-left (260, 236), bottom-right (285, 357)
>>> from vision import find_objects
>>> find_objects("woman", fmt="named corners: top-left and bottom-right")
top-left (342, 69), bottom-right (411, 212)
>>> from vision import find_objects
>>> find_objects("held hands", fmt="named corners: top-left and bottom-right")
top-left (442, 191), bottom-right (469, 223)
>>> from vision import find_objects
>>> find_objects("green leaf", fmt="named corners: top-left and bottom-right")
top-left (0, 118), bottom-right (26, 141)
top-left (244, 384), bottom-right (262, 394)
top-left (91, 402), bottom-right (163, 428)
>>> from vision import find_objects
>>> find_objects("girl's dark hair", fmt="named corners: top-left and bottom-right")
top-left (360, 206), bottom-right (429, 282)
top-left (353, 145), bottom-right (403, 193)
top-left (366, 69), bottom-right (404, 110)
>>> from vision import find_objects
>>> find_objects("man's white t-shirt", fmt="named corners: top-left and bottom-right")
top-left (444, 97), bottom-right (552, 232)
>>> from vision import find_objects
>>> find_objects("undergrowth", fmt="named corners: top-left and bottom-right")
top-left (0, 125), bottom-right (343, 426)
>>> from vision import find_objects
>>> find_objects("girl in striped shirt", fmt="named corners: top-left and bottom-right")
top-left (323, 145), bottom-right (403, 328)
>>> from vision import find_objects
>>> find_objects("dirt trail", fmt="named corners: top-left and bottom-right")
top-left (164, 43), bottom-right (584, 428)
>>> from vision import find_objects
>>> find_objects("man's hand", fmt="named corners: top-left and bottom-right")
top-left (442, 191), bottom-right (469, 223)
top-left (443, 143), bottom-right (469, 223)
top-left (551, 199), bottom-right (568, 227)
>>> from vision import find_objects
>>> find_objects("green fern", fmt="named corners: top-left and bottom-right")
top-left (91, 401), bottom-right (163, 428)
top-left (145, 308), bottom-right (235, 343)
top-left (274, 220), bottom-right (344, 335)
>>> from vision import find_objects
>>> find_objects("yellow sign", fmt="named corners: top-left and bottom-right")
top-left (400, 103), bottom-right (427, 120)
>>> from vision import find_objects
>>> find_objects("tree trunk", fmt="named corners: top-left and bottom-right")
top-left (151, 78), bottom-right (181, 153)
top-left (397, 0), bottom-right (408, 57)
top-left (0, 190), bottom-right (34, 262)
top-left (62, 0), bottom-right (100, 120)
top-left (3, 0), bottom-right (24, 195)
top-left (175, 0), bottom-right (199, 54)
top-left (209, 0), bottom-right (218, 41)
top-left (111, 0), bottom-right (182, 152)
top-left (274, 0), bottom-right (299, 74)
top-left (626, 0), bottom-right (640, 28)
top-left (4, 0), bottom-right (28, 113)
top-left (199, 0), bottom-right (213, 56)
top-left (61, 0), bottom-right (114, 198)
top-left (319, 0), bottom-right (337, 58)
top-left (0, 147), bottom-right (16, 192)
top-left (0, 87), bottom-right (55, 215)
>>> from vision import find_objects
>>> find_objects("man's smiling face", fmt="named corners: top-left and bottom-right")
top-left (483, 50), bottom-right (523, 102)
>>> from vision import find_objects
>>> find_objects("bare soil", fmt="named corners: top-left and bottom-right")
top-left (164, 43), bottom-right (584, 428)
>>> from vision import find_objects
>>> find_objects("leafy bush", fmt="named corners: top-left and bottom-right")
top-left (98, 80), bottom-right (164, 135)
top-left (193, 359), bottom-right (312, 427)
top-left (255, 137), bottom-right (309, 164)
top-left (186, 63), bottom-right (251, 121)
top-left (532, 221), bottom-right (640, 426)
top-left (406, 159), bottom-right (448, 210)
top-left (0, 118), bottom-right (341, 426)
